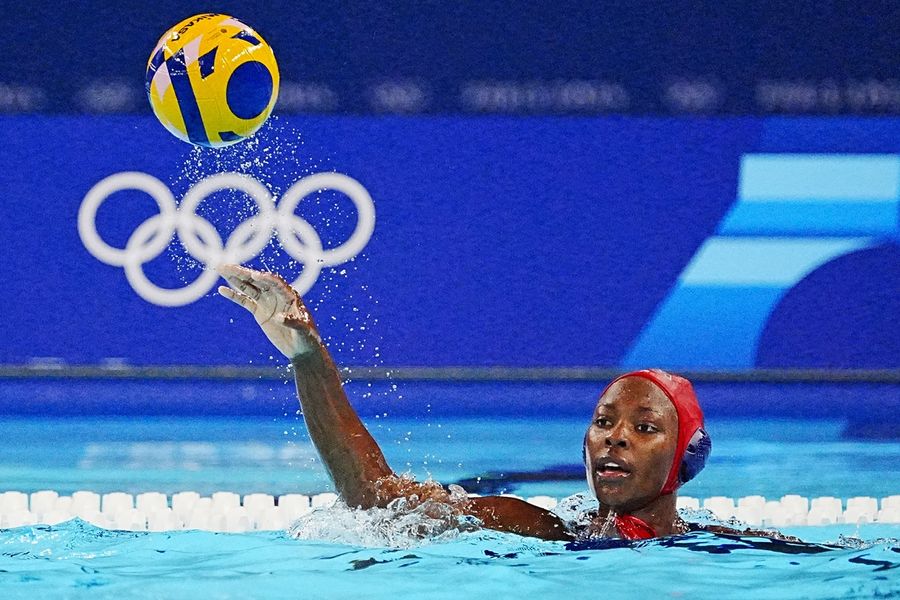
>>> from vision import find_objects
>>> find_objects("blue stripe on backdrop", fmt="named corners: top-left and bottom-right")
top-left (678, 238), bottom-right (874, 286)
top-left (737, 154), bottom-right (900, 201)
top-left (719, 202), bottom-right (900, 236)
top-left (0, 115), bottom-right (898, 369)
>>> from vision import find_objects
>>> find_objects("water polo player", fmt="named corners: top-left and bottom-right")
top-left (218, 264), bottom-right (712, 541)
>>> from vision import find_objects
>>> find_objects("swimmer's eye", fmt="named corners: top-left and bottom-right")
top-left (636, 423), bottom-right (659, 434)
top-left (594, 417), bottom-right (612, 428)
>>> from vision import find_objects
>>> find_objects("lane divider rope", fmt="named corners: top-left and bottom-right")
top-left (1, 490), bottom-right (898, 532)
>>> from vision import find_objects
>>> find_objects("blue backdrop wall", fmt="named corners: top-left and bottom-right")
top-left (1, 115), bottom-right (898, 370)
top-left (4, 1), bottom-right (900, 116)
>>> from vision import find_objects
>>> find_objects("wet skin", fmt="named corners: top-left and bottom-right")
top-left (219, 264), bottom-right (572, 540)
top-left (584, 376), bottom-right (681, 534)
top-left (219, 264), bottom-right (738, 540)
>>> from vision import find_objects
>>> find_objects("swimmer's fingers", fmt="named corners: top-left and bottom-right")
top-left (218, 265), bottom-right (320, 357)
top-left (249, 269), bottom-right (284, 290)
top-left (218, 267), bottom-right (263, 301)
top-left (220, 264), bottom-right (294, 304)
top-left (250, 269), bottom-right (302, 305)
top-left (218, 285), bottom-right (257, 312)
top-left (218, 263), bottom-right (313, 324)
top-left (217, 263), bottom-right (256, 283)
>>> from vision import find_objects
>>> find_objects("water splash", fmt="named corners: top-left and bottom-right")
top-left (288, 498), bottom-right (480, 549)
top-left (158, 116), bottom-right (431, 484)
top-left (835, 533), bottom-right (900, 550)
top-left (551, 492), bottom-right (598, 529)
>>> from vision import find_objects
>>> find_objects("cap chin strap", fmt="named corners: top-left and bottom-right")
top-left (615, 514), bottom-right (657, 540)
top-left (583, 436), bottom-right (597, 499)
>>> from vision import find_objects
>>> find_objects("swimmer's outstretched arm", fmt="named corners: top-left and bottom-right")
top-left (218, 264), bottom-right (392, 507)
top-left (219, 264), bottom-right (571, 540)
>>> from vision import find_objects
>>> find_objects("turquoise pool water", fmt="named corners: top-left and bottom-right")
top-left (1, 519), bottom-right (897, 598)
top-left (1, 416), bottom-right (897, 500)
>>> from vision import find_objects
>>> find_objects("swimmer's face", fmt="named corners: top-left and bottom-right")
top-left (584, 377), bottom-right (678, 513)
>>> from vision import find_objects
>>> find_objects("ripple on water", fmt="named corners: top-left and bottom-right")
top-left (0, 517), bottom-right (897, 599)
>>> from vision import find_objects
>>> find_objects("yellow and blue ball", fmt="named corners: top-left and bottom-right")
top-left (146, 14), bottom-right (279, 148)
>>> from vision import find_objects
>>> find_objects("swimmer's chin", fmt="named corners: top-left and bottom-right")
top-left (591, 474), bottom-right (637, 505)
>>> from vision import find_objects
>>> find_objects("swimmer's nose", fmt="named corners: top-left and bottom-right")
top-left (605, 434), bottom-right (627, 448)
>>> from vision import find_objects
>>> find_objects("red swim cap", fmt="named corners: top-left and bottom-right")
top-left (599, 369), bottom-right (706, 496)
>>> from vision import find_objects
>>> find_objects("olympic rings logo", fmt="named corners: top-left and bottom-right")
top-left (78, 171), bottom-right (375, 307)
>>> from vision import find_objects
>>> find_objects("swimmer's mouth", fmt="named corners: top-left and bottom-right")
top-left (595, 458), bottom-right (632, 479)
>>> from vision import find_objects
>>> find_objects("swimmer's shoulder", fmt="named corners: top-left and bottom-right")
top-left (467, 495), bottom-right (573, 541)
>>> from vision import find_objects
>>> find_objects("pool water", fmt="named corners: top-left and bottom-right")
top-left (1, 416), bottom-right (897, 500)
top-left (0, 519), bottom-right (897, 599)
top-left (1, 391), bottom-right (898, 597)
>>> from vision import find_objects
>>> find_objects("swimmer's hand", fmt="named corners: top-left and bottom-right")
top-left (217, 264), bottom-right (321, 359)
